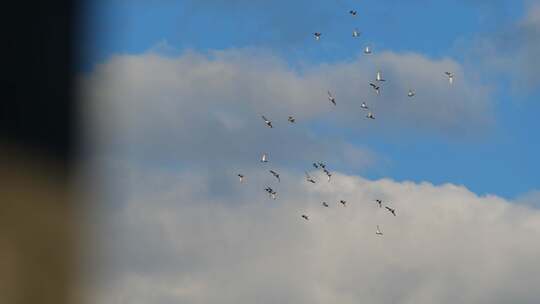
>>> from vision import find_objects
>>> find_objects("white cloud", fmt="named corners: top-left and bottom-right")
top-left (80, 47), bottom-right (493, 169)
top-left (86, 166), bottom-right (540, 304)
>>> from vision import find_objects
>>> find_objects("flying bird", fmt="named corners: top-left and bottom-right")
top-left (376, 225), bottom-right (383, 235)
top-left (323, 168), bottom-right (332, 182)
top-left (375, 199), bottom-right (382, 208)
top-left (349, 10), bottom-right (357, 16)
top-left (370, 83), bottom-right (380, 95)
top-left (444, 71), bottom-right (454, 84)
top-left (352, 28), bottom-right (360, 37)
top-left (269, 170), bottom-right (280, 182)
top-left (261, 153), bottom-right (268, 163)
top-left (302, 214), bottom-right (309, 221)
top-left (327, 91), bottom-right (336, 106)
top-left (364, 45), bottom-right (372, 55)
top-left (366, 112), bottom-right (375, 119)
top-left (238, 174), bottom-right (244, 183)
top-left (408, 89), bottom-right (415, 97)
top-left (361, 102), bottom-right (368, 110)
top-left (318, 162), bottom-right (326, 169)
top-left (261, 115), bottom-right (273, 128)
top-left (385, 206), bottom-right (396, 216)
top-left (313, 163), bottom-right (319, 169)
top-left (305, 171), bottom-right (316, 183)
top-left (322, 202), bottom-right (329, 207)
top-left (288, 116), bottom-right (296, 123)
top-left (314, 32), bottom-right (321, 40)
top-left (340, 200), bottom-right (347, 206)
top-left (376, 71), bottom-right (386, 82)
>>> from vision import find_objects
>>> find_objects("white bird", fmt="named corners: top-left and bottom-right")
top-left (376, 225), bottom-right (383, 235)
top-left (367, 112), bottom-right (375, 119)
top-left (408, 89), bottom-right (415, 97)
top-left (361, 102), bottom-right (369, 110)
top-left (314, 32), bottom-right (321, 40)
top-left (364, 45), bottom-right (372, 55)
top-left (288, 116), bottom-right (296, 123)
top-left (261, 153), bottom-right (268, 163)
top-left (323, 168), bottom-right (332, 182)
top-left (327, 91), bottom-right (336, 106)
top-left (261, 115), bottom-right (273, 128)
top-left (376, 71), bottom-right (386, 82)
top-left (269, 170), bottom-right (280, 182)
top-left (305, 171), bottom-right (316, 183)
top-left (270, 191), bottom-right (277, 200)
top-left (238, 174), bottom-right (244, 183)
top-left (370, 83), bottom-right (380, 95)
top-left (352, 28), bottom-right (360, 37)
top-left (349, 10), bottom-right (357, 16)
top-left (322, 202), bottom-right (329, 207)
top-left (445, 72), bottom-right (454, 84)
top-left (302, 214), bottom-right (309, 221)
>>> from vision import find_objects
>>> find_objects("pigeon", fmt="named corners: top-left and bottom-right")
top-left (361, 102), bottom-right (369, 110)
top-left (366, 112), bottom-right (375, 119)
top-left (328, 91), bottom-right (336, 106)
top-left (376, 225), bottom-right (383, 235)
top-left (408, 89), bottom-right (415, 97)
top-left (238, 174), bottom-right (244, 183)
top-left (288, 116), bottom-right (296, 123)
top-left (269, 170), bottom-right (280, 182)
top-left (370, 83), bottom-right (380, 95)
top-left (305, 171), bottom-right (316, 183)
top-left (444, 72), bottom-right (454, 84)
top-left (340, 200), bottom-right (347, 206)
top-left (376, 71), bottom-right (386, 82)
top-left (323, 168), bottom-right (332, 182)
top-left (385, 206), bottom-right (396, 216)
top-left (375, 199), bottom-right (382, 208)
top-left (261, 115), bottom-right (273, 128)
top-left (313, 163), bottom-right (319, 169)
top-left (322, 202), bottom-right (329, 207)
top-left (364, 45), bottom-right (372, 55)
top-left (352, 28), bottom-right (360, 37)
top-left (302, 214), bottom-right (309, 220)
top-left (261, 153), bottom-right (268, 163)
top-left (349, 10), bottom-right (357, 16)
top-left (314, 32), bottom-right (321, 40)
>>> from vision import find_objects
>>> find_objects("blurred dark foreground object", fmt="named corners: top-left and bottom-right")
top-left (1, 0), bottom-right (82, 303)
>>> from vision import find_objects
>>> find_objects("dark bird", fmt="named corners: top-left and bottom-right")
top-left (302, 214), bottom-right (309, 220)
top-left (305, 171), bottom-right (316, 183)
top-left (340, 200), bottom-right (347, 206)
top-left (313, 163), bottom-right (319, 169)
top-left (322, 202), bottom-right (329, 207)
top-left (349, 10), bottom-right (357, 16)
top-left (370, 83), bottom-right (380, 95)
top-left (269, 170), bottom-right (280, 182)
top-left (314, 32), bottom-right (322, 40)
top-left (385, 206), bottom-right (396, 216)
top-left (318, 162), bottom-right (326, 169)
top-left (328, 91), bottom-right (336, 106)
top-left (288, 116), bottom-right (296, 123)
top-left (375, 199), bottom-right (382, 208)
top-left (238, 174), bottom-right (244, 183)
top-left (261, 115), bottom-right (273, 128)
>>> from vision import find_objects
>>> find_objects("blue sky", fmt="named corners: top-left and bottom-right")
top-left (82, 0), bottom-right (539, 199)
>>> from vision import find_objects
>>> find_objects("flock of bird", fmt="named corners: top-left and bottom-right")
top-left (237, 8), bottom-right (455, 236)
